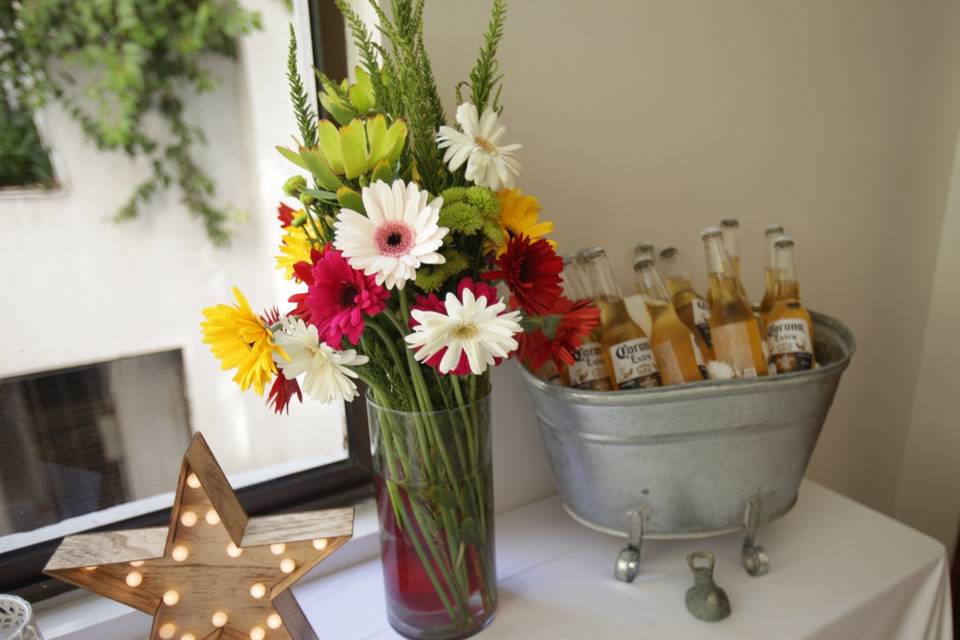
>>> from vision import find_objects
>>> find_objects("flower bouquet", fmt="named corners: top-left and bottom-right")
top-left (201, 2), bottom-right (599, 638)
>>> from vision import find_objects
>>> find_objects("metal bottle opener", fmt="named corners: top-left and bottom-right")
top-left (685, 551), bottom-right (731, 622)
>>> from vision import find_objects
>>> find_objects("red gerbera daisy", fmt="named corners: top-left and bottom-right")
top-left (287, 248), bottom-right (324, 325)
top-left (278, 202), bottom-right (296, 227)
top-left (305, 245), bottom-right (389, 346)
top-left (483, 234), bottom-right (563, 315)
top-left (410, 277), bottom-right (508, 375)
top-left (518, 296), bottom-right (600, 370)
top-left (267, 374), bottom-right (302, 414)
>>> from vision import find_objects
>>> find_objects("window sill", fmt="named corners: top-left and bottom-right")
top-left (36, 480), bottom-right (951, 639)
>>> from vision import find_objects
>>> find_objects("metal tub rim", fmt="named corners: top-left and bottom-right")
top-left (520, 310), bottom-right (855, 407)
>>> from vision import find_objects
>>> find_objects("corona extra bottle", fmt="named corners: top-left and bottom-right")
top-left (718, 218), bottom-right (749, 302)
top-left (582, 248), bottom-right (661, 389)
top-left (701, 228), bottom-right (768, 377)
top-left (633, 242), bottom-right (655, 266)
top-left (634, 258), bottom-right (706, 384)
top-left (563, 254), bottom-right (612, 390)
top-left (659, 246), bottom-right (714, 357)
top-left (759, 224), bottom-right (785, 332)
top-left (765, 236), bottom-right (815, 374)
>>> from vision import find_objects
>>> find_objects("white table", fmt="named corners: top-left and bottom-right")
top-left (297, 480), bottom-right (953, 639)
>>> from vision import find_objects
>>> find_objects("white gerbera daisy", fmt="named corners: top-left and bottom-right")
top-left (405, 288), bottom-right (523, 375)
top-left (437, 102), bottom-right (522, 190)
top-left (274, 318), bottom-right (369, 403)
top-left (334, 179), bottom-right (448, 290)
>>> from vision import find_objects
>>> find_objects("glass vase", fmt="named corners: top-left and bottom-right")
top-left (367, 392), bottom-right (497, 640)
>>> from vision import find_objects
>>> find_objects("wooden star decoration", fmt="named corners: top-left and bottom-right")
top-left (44, 433), bottom-right (354, 640)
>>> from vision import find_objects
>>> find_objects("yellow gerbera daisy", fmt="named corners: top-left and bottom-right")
top-left (201, 287), bottom-right (288, 396)
top-left (275, 224), bottom-right (314, 280)
top-left (495, 188), bottom-right (555, 255)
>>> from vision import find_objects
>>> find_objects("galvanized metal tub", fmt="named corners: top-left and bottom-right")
top-left (521, 311), bottom-right (855, 545)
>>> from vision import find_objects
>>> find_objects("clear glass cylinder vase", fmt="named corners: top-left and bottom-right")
top-left (367, 392), bottom-right (497, 640)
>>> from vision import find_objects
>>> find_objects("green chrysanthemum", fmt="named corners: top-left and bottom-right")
top-left (414, 248), bottom-right (471, 292)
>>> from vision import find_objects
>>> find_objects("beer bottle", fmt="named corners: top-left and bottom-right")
top-left (765, 236), bottom-right (815, 374)
top-left (562, 255), bottom-right (612, 390)
top-left (659, 246), bottom-right (714, 358)
top-left (718, 218), bottom-right (749, 302)
top-left (634, 258), bottom-right (706, 384)
top-left (633, 242), bottom-right (655, 266)
top-left (759, 224), bottom-right (785, 332)
top-left (627, 242), bottom-right (655, 335)
top-left (582, 248), bottom-right (661, 389)
top-left (701, 227), bottom-right (768, 377)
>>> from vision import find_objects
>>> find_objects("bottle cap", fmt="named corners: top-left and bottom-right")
top-left (720, 218), bottom-right (740, 229)
top-left (579, 246), bottom-right (606, 260)
top-left (659, 246), bottom-right (679, 259)
top-left (701, 227), bottom-right (722, 239)
top-left (633, 257), bottom-right (655, 271)
top-left (765, 224), bottom-right (785, 235)
top-left (773, 235), bottom-right (794, 248)
top-left (633, 242), bottom-right (654, 256)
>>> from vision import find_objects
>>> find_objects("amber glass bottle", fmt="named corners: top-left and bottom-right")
top-left (583, 248), bottom-right (661, 390)
top-left (562, 254), bottom-right (611, 390)
top-left (659, 247), bottom-right (714, 358)
top-left (634, 258), bottom-right (706, 385)
top-left (765, 236), bottom-right (815, 374)
top-left (759, 224), bottom-right (785, 333)
top-left (702, 228), bottom-right (768, 377)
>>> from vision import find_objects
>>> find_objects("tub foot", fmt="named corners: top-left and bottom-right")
top-left (615, 508), bottom-right (646, 583)
top-left (741, 496), bottom-right (769, 577)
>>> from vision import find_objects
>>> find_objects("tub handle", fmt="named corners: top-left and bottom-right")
top-left (741, 496), bottom-right (770, 576)
top-left (614, 508), bottom-right (647, 583)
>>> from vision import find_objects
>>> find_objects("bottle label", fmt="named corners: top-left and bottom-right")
top-left (693, 298), bottom-right (712, 347)
top-left (690, 334), bottom-right (708, 377)
top-left (712, 322), bottom-right (762, 377)
top-left (569, 341), bottom-right (611, 389)
top-left (766, 319), bottom-right (813, 373)
top-left (609, 337), bottom-right (661, 389)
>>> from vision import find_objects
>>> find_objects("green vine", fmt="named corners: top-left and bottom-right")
top-left (0, 0), bottom-right (262, 246)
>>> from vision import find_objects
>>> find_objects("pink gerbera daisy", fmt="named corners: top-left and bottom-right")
top-left (305, 246), bottom-right (390, 346)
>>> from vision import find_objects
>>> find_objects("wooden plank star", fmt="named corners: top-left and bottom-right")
top-left (44, 433), bottom-right (354, 640)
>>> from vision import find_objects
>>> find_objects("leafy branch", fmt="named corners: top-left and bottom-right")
top-left (0, 0), bottom-right (263, 246)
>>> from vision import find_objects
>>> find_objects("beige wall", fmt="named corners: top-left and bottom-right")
top-left (423, 0), bottom-right (960, 548)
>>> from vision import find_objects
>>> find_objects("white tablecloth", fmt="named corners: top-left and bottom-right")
top-left (298, 480), bottom-right (953, 639)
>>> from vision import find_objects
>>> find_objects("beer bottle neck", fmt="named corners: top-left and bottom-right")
top-left (773, 243), bottom-right (800, 301)
top-left (561, 260), bottom-right (584, 299)
top-left (659, 249), bottom-right (696, 295)
top-left (585, 254), bottom-right (622, 301)
top-left (634, 263), bottom-right (670, 303)
top-left (702, 235), bottom-right (735, 277)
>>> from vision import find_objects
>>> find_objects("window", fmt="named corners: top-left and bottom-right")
top-left (0, 1), bottom-right (371, 601)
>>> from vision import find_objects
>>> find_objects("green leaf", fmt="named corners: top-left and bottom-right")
top-left (428, 485), bottom-right (459, 510)
top-left (348, 68), bottom-right (376, 113)
top-left (370, 159), bottom-right (395, 184)
top-left (365, 114), bottom-right (390, 165)
top-left (276, 145), bottom-right (307, 169)
top-left (319, 93), bottom-right (356, 127)
top-left (300, 148), bottom-right (343, 191)
top-left (339, 119), bottom-right (369, 180)
top-left (302, 188), bottom-right (339, 202)
top-left (384, 119), bottom-right (408, 164)
top-left (336, 186), bottom-right (364, 212)
top-left (316, 120), bottom-right (345, 175)
top-left (460, 517), bottom-right (483, 546)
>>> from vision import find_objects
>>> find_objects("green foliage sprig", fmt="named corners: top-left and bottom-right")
top-left (0, 0), bottom-right (262, 245)
top-left (459, 0), bottom-right (507, 114)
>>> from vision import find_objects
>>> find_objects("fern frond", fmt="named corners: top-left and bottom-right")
top-left (335, 0), bottom-right (386, 109)
top-left (468, 0), bottom-right (507, 113)
top-left (286, 24), bottom-right (317, 148)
